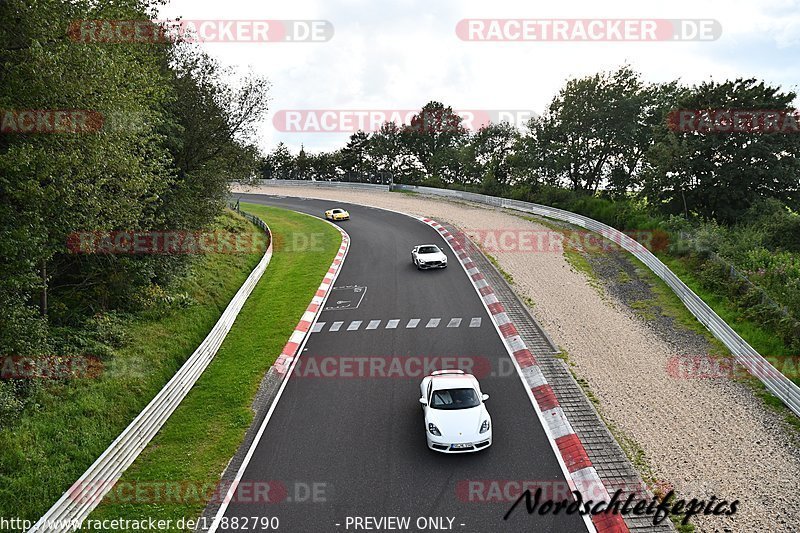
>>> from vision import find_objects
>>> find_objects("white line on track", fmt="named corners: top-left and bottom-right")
top-left (312, 317), bottom-right (483, 333)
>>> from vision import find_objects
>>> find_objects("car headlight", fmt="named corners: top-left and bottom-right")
top-left (428, 423), bottom-right (441, 436)
top-left (480, 420), bottom-right (490, 433)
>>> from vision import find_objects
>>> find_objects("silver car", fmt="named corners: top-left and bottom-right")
top-left (411, 244), bottom-right (448, 270)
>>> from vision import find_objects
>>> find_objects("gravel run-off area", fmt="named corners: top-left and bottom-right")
top-left (233, 184), bottom-right (800, 533)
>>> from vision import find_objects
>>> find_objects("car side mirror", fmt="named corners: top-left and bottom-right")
top-left (482, 394), bottom-right (489, 401)
top-left (419, 398), bottom-right (427, 405)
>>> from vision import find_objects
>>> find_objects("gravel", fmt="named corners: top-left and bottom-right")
top-left (234, 184), bottom-right (800, 533)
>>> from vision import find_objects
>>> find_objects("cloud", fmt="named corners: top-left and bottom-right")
top-left (159, 0), bottom-right (800, 153)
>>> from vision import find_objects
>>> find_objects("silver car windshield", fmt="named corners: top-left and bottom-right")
top-left (418, 246), bottom-right (440, 254)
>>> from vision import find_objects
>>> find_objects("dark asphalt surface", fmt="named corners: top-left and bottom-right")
top-left (217, 194), bottom-right (587, 533)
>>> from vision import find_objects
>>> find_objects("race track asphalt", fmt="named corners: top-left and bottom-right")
top-left (216, 194), bottom-right (588, 533)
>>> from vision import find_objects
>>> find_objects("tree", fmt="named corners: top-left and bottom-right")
top-left (295, 145), bottom-right (310, 179)
top-left (529, 66), bottom-right (668, 194)
top-left (0, 0), bottom-right (272, 423)
top-left (339, 130), bottom-right (371, 179)
top-left (261, 142), bottom-right (294, 179)
top-left (643, 78), bottom-right (800, 222)
top-left (308, 151), bottom-right (340, 180)
top-left (161, 46), bottom-right (270, 227)
top-left (467, 122), bottom-right (518, 194)
top-left (400, 101), bottom-right (467, 182)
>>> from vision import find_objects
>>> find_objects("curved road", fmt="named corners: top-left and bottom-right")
top-left (216, 194), bottom-right (587, 532)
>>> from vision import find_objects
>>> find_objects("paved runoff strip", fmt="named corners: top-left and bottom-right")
top-left (418, 216), bottom-right (629, 533)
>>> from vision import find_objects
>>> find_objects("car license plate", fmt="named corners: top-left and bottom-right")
top-left (451, 443), bottom-right (471, 449)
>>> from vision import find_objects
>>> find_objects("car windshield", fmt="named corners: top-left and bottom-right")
top-left (418, 246), bottom-right (440, 254)
top-left (429, 388), bottom-right (480, 410)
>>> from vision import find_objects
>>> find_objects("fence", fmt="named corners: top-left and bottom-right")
top-left (392, 184), bottom-right (800, 417)
top-left (256, 170), bottom-right (394, 185)
top-left (246, 178), bottom-right (391, 191)
top-left (30, 209), bottom-right (274, 532)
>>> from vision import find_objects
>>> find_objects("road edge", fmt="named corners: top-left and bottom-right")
top-left (201, 213), bottom-right (349, 533)
top-left (418, 215), bottom-right (627, 533)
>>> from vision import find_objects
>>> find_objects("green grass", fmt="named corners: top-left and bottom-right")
top-left (391, 188), bottom-right (418, 196)
top-left (656, 253), bottom-right (800, 434)
top-left (512, 209), bottom-right (798, 518)
top-left (83, 204), bottom-right (340, 530)
top-left (0, 210), bottom-right (265, 524)
top-left (657, 254), bottom-right (791, 359)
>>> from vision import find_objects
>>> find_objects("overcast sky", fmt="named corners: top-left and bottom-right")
top-left (158, 0), bottom-right (800, 154)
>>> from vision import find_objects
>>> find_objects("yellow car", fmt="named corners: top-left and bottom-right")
top-left (325, 208), bottom-right (350, 221)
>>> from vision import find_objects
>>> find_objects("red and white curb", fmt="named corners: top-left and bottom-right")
top-left (418, 216), bottom-right (629, 533)
top-left (273, 226), bottom-right (350, 376)
top-left (208, 218), bottom-right (349, 533)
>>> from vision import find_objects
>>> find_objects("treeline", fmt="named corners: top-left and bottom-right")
top-left (0, 0), bottom-right (268, 420)
top-left (262, 66), bottom-right (800, 349)
top-left (262, 65), bottom-right (800, 225)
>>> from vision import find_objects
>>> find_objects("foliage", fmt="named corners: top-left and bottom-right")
top-left (0, 0), bottom-right (269, 419)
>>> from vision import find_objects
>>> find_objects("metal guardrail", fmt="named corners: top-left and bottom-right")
top-left (30, 211), bottom-right (274, 532)
top-left (248, 179), bottom-right (391, 191)
top-left (394, 184), bottom-right (800, 417)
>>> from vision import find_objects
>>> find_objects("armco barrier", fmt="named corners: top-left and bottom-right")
top-left (30, 211), bottom-right (274, 532)
top-left (247, 178), bottom-right (391, 191)
top-left (392, 183), bottom-right (800, 417)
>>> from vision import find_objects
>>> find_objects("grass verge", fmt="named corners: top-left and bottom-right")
top-left (83, 204), bottom-right (340, 530)
top-left (0, 210), bottom-right (264, 524)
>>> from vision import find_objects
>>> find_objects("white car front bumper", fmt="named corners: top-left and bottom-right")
top-left (426, 432), bottom-right (492, 453)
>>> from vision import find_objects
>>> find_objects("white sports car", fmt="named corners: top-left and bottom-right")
top-left (411, 244), bottom-right (448, 270)
top-left (419, 370), bottom-right (492, 453)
